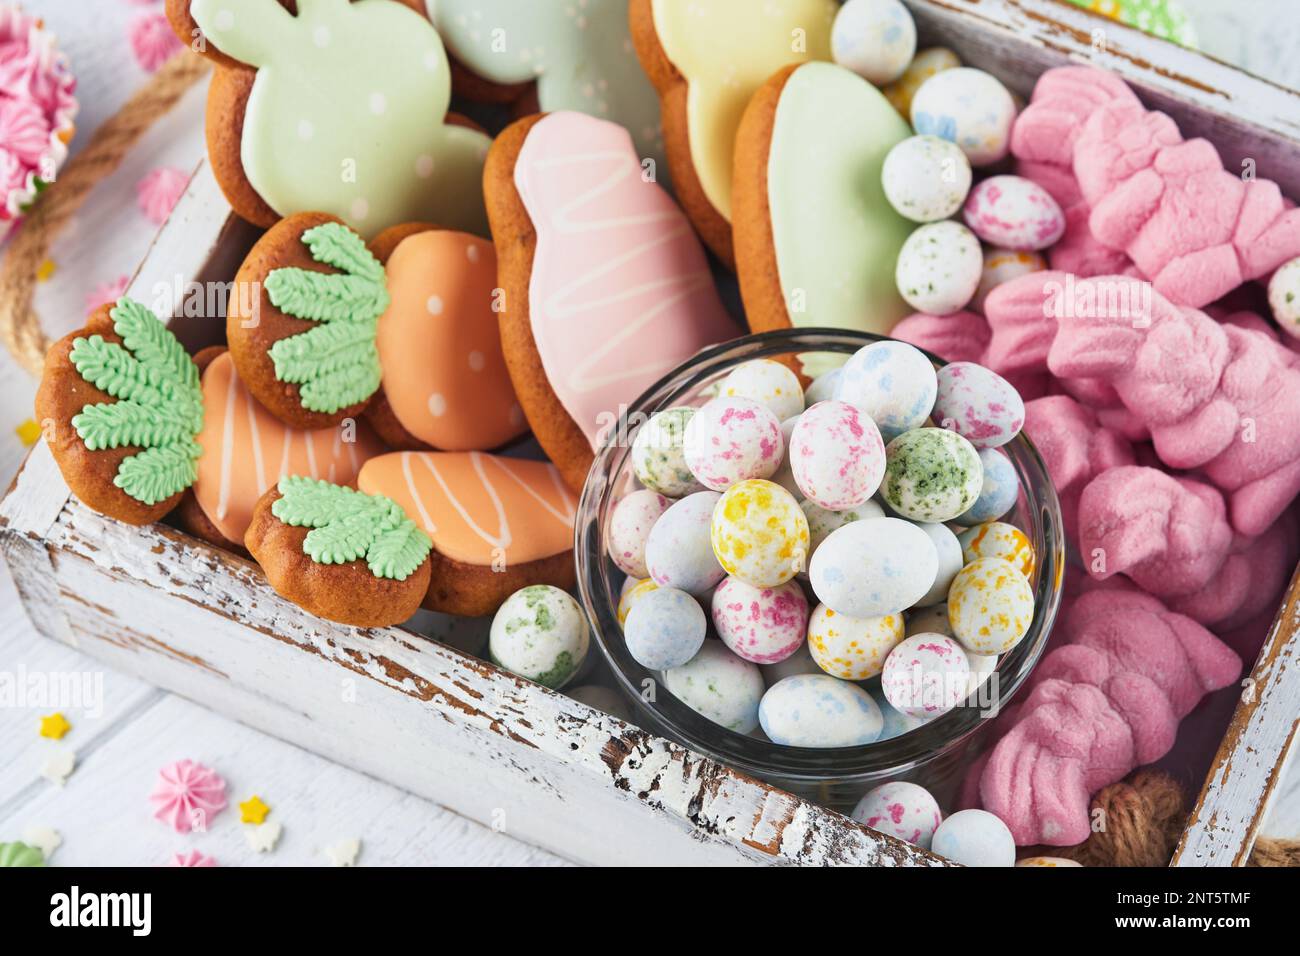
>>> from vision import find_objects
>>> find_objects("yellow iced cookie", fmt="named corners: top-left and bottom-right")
top-left (807, 604), bottom-right (904, 680)
top-left (711, 479), bottom-right (809, 589)
top-left (948, 557), bottom-right (1035, 655)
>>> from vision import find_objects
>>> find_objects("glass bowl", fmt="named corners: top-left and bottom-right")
top-left (574, 329), bottom-right (1065, 811)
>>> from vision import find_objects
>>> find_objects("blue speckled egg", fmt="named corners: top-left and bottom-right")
top-left (809, 517), bottom-right (938, 618)
top-left (759, 674), bottom-right (883, 747)
top-left (834, 341), bottom-right (937, 442)
top-left (623, 586), bottom-right (707, 670)
top-left (645, 491), bottom-right (725, 595)
top-left (910, 68), bottom-right (1017, 167)
top-left (664, 641), bottom-right (765, 733)
top-left (831, 0), bottom-right (917, 86)
top-left (957, 447), bottom-right (1019, 525)
top-left (914, 521), bottom-right (963, 607)
top-left (804, 365), bottom-right (845, 407)
top-left (931, 809), bottom-right (1016, 866)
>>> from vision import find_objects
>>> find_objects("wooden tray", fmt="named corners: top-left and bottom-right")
top-left (3, 0), bottom-right (1298, 866)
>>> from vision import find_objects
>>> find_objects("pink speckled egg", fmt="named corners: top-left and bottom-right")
top-left (962, 175), bottom-right (1064, 251)
top-left (607, 489), bottom-right (672, 578)
top-left (789, 400), bottom-right (886, 510)
top-left (932, 362), bottom-right (1025, 449)
top-left (683, 396), bottom-right (784, 492)
top-left (881, 632), bottom-right (971, 718)
top-left (711, 576), bottom-right (810, 664)
top-left (851, 781), bottom-right (943, 849)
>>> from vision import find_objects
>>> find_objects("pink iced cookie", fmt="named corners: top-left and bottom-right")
top-left (683, 396), bottom-right (784, 492)
top-left (978, 587), bottom-right (1240, 845)
top-left (789, 400), bottom-right (886, 510)
top-left (711, 576), bottom-right (809, 664)
top-left (607, 489), bottom-right (672, 578)
top-left (1077, 466), bottom-right (1233, 599)
top-left (962, 175), bottom-right (1064, 252)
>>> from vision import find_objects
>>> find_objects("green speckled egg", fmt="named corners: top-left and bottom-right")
top-left (632, 407), bottom-right (703, 498)
top-left (881, 427), bottom-right (983, 522)
top-left (489, 585), bottom-right (589, 689)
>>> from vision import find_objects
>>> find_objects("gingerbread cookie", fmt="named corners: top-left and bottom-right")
top-left (365, 223), bottom-right (527, 452)
top-left (169, 0), bottom-right (490, 237)
top-left (484, 111), bottom-right (736, 492)
top-left (733, 61), bottom-right (912, 372)
top-left (428, 0), bottom-right (664, 169)
top-left (629, 0), bottom-right (836, 266)
top-left (179, 349), bottom-right (387, 551)
top-left (358, 451), bottom-right (576, 616)
top-left (228, 212), bottom-right (389, 431)
top-left (245, 474), bottom-right (432, 627)
top-left (36, 299), bottom-right (203, 526)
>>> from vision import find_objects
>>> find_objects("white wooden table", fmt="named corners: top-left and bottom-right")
top-left (0, 0), bottom-right (1295, 865)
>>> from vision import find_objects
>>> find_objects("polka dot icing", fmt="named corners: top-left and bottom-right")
top-left (947, 557), bottom-right (1035, 655)
top-left (711, 577), bottom-right (809, 664)
top-left (711, 479), bottom-right (810, 589)
top-left (962, 174), bottom-right (1065, 252)
top-left (881, 427), bottom-right (983, 522)
top-left (835, 341), bottom-right (938, 442)
top-left (789, 400), bottom-right (886, 510)
top-left (830, 0), bottom-right (917, 86)
top-left (932, 362), bottom-right (1025, 449)
top-left (664, 641), bottom-right (765, 734)
top-left (645, 491), bottom-right (726, 595)
top-left (881, 134), bottom-right (972, 223)
top-left (488, 585), bottom-right (589, 689)
top-left (607, 489), bottom-right (671, 578)
top-left (759, 674), bottom-right (883, 747)
top-left (957, 521), bottom-right (1035, 577)
top-left (623, 586), bottom-right (707, 670)
top-left (851, 781), bottom-right (942, 849)
top-left (683, 396), bottom-right (783, 491)
top-left (719, 359), bottom-right (804, 422)
top-left (910, 67), bottom-right (1017, 167)
top-left (881, 632), bottom-right (971, 718)
top-left (807, 604), bottom-right (904, 680)
top-left (631, 407), bottom-right (703, 498)
top-left (809, 517), bottom-right (938, 618)
top-left (957, 448), bottom-right (1019, 525)
top-left (895, 220), bottom-right (982, 315)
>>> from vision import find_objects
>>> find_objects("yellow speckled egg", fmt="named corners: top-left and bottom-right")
top-left (1016, 856), bottom-right (1082, 867)
top-left (957, 521), bottom-right (1035, 578)
top-left (711, 479), bottom-right (810, 589)
top-left (807, 604), bottom-right (904, 680)
top-left (948, 557), bottom-right (1035, 655)
top-left (618, 578), bottom-right (659, 626)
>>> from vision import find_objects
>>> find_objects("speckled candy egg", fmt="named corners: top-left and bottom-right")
top-left (881, 427), bottom-right (983, 522)
top-left (631, 407), bottom-right (702, 498)
top-left (882, 135), bottom-right (972, 223)
top-left (835, 341), bottom-right (938, 441)
top-left (914, 521), bottom-right (963, 606)
top-left (851, 781), bottom-right (943, 849)
top-left (957, 521), bottom-right (1035, 577)
top-left (973, 248), bottom-right (1046, 313)
top-left (712, 577), bottom-right (809, 664)
top-left (664, 641), bottom-right (765, 733)
top-left (711, 479), bottom-right (810, 589)
top-left (1017, 856), bottom-right (1083, 867)
top-left (807, 604), bottom-right (904, 680)
top-left (789, 400), bottom-right (886, 510)
top-left (804, 365), bottom-right (845, 406)
top-left (895, 221), bottom-right (982, 315)
top-left (948, 556), bottom-right (1035, 655)
top-left (883, 46), bottom-right (960, 117)
top-left (933, 362), bottom-right (1025, 449)
top-left (931, 809), bottom-right (1015, 867)
top-left (966, 650), bottom-right (998, 695)
top-left (607, 489), bottom-right (671, 577)
top-left (645, 491), bottom-right (725, 595)
top-left (830, 0), bottom-right (917, 85)
top-left (910, 67), bottom-right (1017, 167)
top-left (809, 517), bottom-right (938, 617)
top-left (963, 175), bottom-right (1065, 251)
top-left (906, 602), bottom-right (953, 638)
top-left (489, 585), bottom-right (590, 689)
top-left (759, 674), bottom-right (883, 747)
top-left (761, 639), bottom-right (821, 684)
top-left (683, 396), bottom-right (783, 491)
top-left (1269, 257), bottom-right (1300, 339)
top-left (719, 359), bottom-right (804, 422)
top-left (802, 498), bottom-right (884, 554)
top-left (618, 577), bottom-right (657, 626)
top-left (958, 448), bottom-right (1019, 525)
top-left (881, 632), bottom-right (971, 718)
top-left (870, 687), bottom-right (929, 740)
top-left (624, 586), bottom-right (707, 670)
top-left (768, 415), bottom-right (803, 498)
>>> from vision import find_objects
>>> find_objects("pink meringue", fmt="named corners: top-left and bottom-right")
top-left (149, 759), bottom-right (227, 833)
top-left (129, 11), bottom-right (183, 74)
top-left (0, 96), bottom-right (50, 167)
top-left (168, 849), bottom-right (218, 867)
top-left (136, 166), bottom-right (188, 225)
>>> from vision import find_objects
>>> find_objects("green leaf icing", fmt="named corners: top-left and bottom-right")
top-left (271, 475), bottom-right (431, 581)
top-left (68, 298), bottom-right (203, 506)
top-left (263, 222), bottom-right (388, 414)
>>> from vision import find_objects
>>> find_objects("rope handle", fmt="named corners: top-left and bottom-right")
top-left (0, 52), bottom-right (211, 376)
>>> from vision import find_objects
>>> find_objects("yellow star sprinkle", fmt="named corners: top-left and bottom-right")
top-left (16, 419), bottom-right (43, 447)
top-left (39, 713), bottom-right (71, 740)
top-left (239, 795), bottom-right (270, 824)
top-left (36, 259), bottom-right (56, 281)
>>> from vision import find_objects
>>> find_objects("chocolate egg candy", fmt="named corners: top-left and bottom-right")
top-left (972, 247), bottom-right (1045, 313)
top-left (489, 586), bottom-right (589, 689)
top-left (719, 359), bottom-right (805, 422)
top-left (683, 396), bottom-right (784, 491)
top-left (932, 362), bottom-right (1025, 449)
top-left (645, 491), bottom-right (725, 595)
top-left (957, 448), bottom-right (1019, 525)
top-left (631, 407), bottom-right (702, 498)
top-left (881, 427), bottom-right (983, 522)
top-left (882, 134), bottom-right (972, 223)
top-left (931, 809), bottom-right (1015, 866)
top-left (852, 781), bottom-right (943, 849)
top-left (963, 175), bottom-right (1065, 251)
top-left (624, 586), bottom-right (707, 670)
top-left (807, 603), bottom-right (904, 680)
top-left (831, 0), bottom-right (917, 85)
top-left (809, 516), bottom-right (938, 617)
top-left (895, 221), bottom-right (982, 315)
top-left (911, 68), bottom-right (1016, 167)
top-left (759, 674), bottom-right (883, 747)
top-left (1269, 257), bottom-right (1300, 339)
top-left (711, 479), bottom-right (810, 589)
top-left (607, 489), bottom-right (671, 577)
top-left (711, 576), bottom-right (809, 664)
top-left (664, 641), bottom-right (764, 733)
top-left (914, 521), bottom-right (963, 606)
top-left (957, 520), bottom-right (1035, 577)
top-left (881, 632), bottom-right (971, 718)
top-left (835, 341), bottom-right (937, 442)
top-left (790, 400), bottom-right (886, 510)
top-left (948, 556), bottom-right (1035, 654)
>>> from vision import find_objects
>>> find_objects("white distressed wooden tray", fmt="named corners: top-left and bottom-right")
top-left (3, 0), bottom-right (1299, 866)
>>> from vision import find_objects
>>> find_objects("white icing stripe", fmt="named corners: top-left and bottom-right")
top-left (216, 368), bottom-right (239, 521)
top-left (401, 450), bottom-right (437, 535)
top-left (416, 451), bottom-right (513, 551)
top-left (304, 428), bottom-right (319, 479)
top-left (244, 384), bottom-right (268, 495)
top-left (495, 457), bottom-right (576, 525)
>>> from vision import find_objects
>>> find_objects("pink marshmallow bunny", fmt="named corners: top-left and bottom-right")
top-left (1075, 93), bottom-right (1300, 308)
top-left (891, 310), bottom-right (990, 364)
top-left (978, 587), bottom-right (1240, 845)
top-left (1171, 509), bottom-right (1298, 630)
